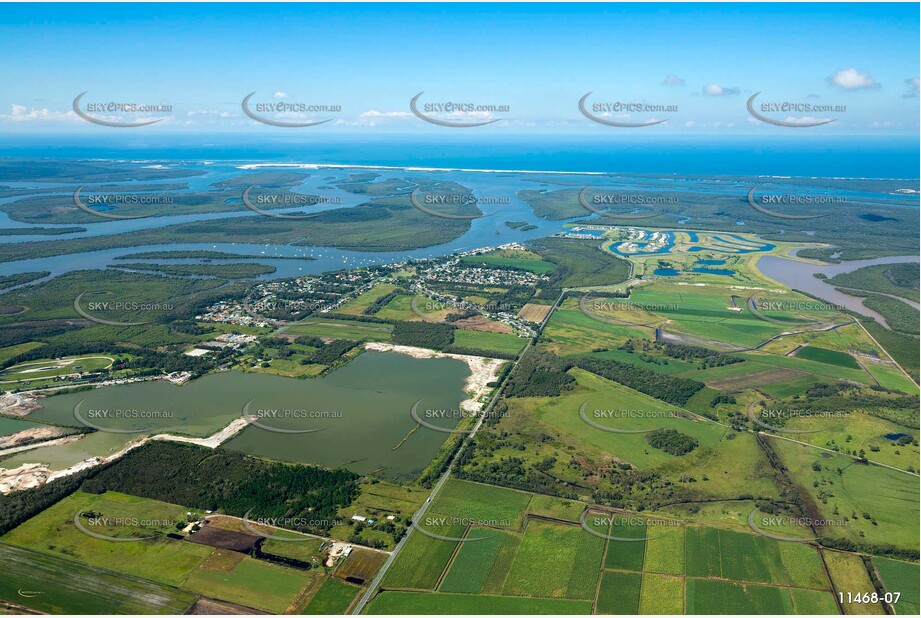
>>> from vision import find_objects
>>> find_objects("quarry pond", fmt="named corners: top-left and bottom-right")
top-left (6, 350), bottom-right (471, 479)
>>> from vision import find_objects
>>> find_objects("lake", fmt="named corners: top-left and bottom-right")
top-left (1, 351), bottom-right (470, 480)
top-left (756, 254), bottom-right (920, 325)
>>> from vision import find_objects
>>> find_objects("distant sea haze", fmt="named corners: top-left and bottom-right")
top-left (0, 135), bottom-right (918, 180)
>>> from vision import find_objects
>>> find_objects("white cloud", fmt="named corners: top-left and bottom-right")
top-left (0, 103), bottom-right (78, 123)
top-left (904, 77), bottom-right (920, 98)
top-left (274, 91), bottom-right (288, 99)
top-left (662, 74), bottom-right (686, 87)
top-left (702, 84), bottom-right (740, 96)
top-left (826, 68), bottom-right (879, 90)
top-left (359, 110), bottom-right (412, 119)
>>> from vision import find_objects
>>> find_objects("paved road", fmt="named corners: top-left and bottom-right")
top-left (351, 290), bottom-right (565, 614)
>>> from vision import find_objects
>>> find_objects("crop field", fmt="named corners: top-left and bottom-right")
top-left (182, 555), bottom-right (312, 613)
top-left (602, 514), bottom-right (647, 572)
top-left (380, 516), bottom-right (466, 590)
top-left (596, 571), bottom-right (642, 613)
top-left (823, 551), bottom-right (885, 615)
top-left (453, 329), bottom-right (527, 356)
top-left (438, 527), bottom-right (512, 594)
top-left (518, 302), bottom-right (553, 323)
top-left (686, 579), bottom-right (794, 614)
top-left (789, 588), bottom-right (840, 614)
top-left (303, 577), bottom-right (361, 614)
top-left (794, 345), bottom-right (861, 369)
top-left (502, 519), bottom-right (604, 600)
top-left (365, 591), bottom-right (593, 614)
top-left (1, 491), bottom-right (213, 586)
top-left (428, 479), bottom-right (532, 529)
top-left (644, 522), bottom-right (686, 575)
top-left (0, 543), bottom-right (198, 614)
top-left (640, 573), bottom-right (686, 614)
top-left (285, 317), bottom-right (394, 341)
top-left (335, 547), bottom-right (389, 585)
top-left (872, 557), bottom-right (920, 615)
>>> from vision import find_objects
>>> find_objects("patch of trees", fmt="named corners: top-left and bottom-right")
top-left (0, 323), bottom-right (79, 349)
top-left (710, 394), bottom-right (737, 407)
top-left (446, 345), bottom-right (518, 360)
top-left (391, 321), bottom-right (455, 351)
top-left (81, 442), bottom-right (358, 535)
top-left (362, 289), bottom-right (406, 316)
top-left (0, 464), bottom-right (101, 535)
top-left (308, 339), bottom-right (357, 365)
top-left (573, 356), bottom-right (704, 406)
top-left (620, 338), bottom-right (741, 369)
top-left (645, 428), bottom-right (698, 455)
top-left (504, 348), bottom-right (575, 398)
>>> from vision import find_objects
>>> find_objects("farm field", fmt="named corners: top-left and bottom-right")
top-left (452, 329), bottom-right (528, 356)
top-left (284, 317), bottom-right (394, 341)
top-left (823, 551), bottom-right (886, 615)
top-left (181, 554), bottom-right (313, 613)
top-left (365, 591), bottom-right (592, 614)
top-left (0, 491), bottom-right (213, 586)
top-left (303, 577), bottom-right (361, 614)
top-left (767, 437), bottom-right (920, 551)
top-left (0, 543), bottom-right (198, 614)
top-left (872, 557), bottom-right (920, 615)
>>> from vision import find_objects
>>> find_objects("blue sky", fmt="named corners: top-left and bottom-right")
top-left (0, 3), bottom-right (917, 134)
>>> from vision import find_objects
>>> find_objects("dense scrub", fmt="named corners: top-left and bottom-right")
top-left (81, 442), bottom-right (359, 535)
top-left (573, 356), bottom-right (704, 406)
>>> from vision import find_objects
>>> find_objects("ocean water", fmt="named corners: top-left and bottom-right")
top-left (0, 134), bottom-right (917, 179)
